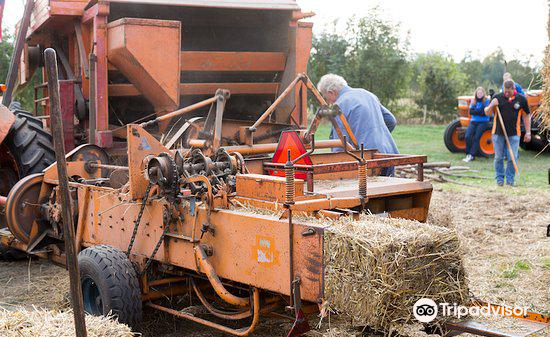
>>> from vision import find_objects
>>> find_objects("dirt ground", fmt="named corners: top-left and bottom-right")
top-left (0, 185), bottom-right (548, 336)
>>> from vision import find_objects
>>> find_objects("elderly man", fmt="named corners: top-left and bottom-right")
top-left (317, 74), bottom-right (399, 176)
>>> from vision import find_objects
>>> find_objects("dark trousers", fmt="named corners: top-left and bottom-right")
top-left (465, 121), bottom-right (490, 156)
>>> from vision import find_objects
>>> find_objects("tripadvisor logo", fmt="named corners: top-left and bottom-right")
top-left (412, 298), bottom-right (529, 323)
top-left (413, 298), bottom-right (438, 323)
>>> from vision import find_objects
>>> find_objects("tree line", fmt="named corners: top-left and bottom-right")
top-left (1, 11), bottom-right (542, 123)
top-left (308, 10), bottom-right (542, 122)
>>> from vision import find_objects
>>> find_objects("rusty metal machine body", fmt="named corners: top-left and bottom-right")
top-left (1, 116), bottom-right (433, 334)
top-left (15, 0), bottom-right (315, 154)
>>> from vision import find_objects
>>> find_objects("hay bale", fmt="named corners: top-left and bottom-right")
top-left (322, 215), bottom-right (469, 333)
top-left (0, 308), bottom-right (134, 337)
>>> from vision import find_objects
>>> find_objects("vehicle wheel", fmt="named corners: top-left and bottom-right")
top-left (444, 119), bottom-right (466, 153)
top-left (0, 245), bottom-right (28, 260)
top-left (478, 130), bottom-right (494, 157)
top-left (78, 245), bottom-right (142, 327)
top-left (520, 132), bottom-right (549, 152)
top-left (1, 108), bottom-right (55, 260)
top-left (4, 110), bottom-right (56, 176)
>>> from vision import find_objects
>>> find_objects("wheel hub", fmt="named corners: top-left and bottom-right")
top-left (5, 173), bottom-right (46, 244)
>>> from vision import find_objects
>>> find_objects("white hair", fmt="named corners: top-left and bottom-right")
top-left (317, 74), bottom-right (348, 95)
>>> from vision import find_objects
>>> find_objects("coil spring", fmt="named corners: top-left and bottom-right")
top-left (285, 165), bottom-right (295, 205)
top-left (358, 163), bottom-right (367, 199)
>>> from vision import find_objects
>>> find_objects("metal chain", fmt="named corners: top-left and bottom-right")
top-left (126, 181), bottom-right (154, 256)
top-left (141, 206), bottom-right (173, 276)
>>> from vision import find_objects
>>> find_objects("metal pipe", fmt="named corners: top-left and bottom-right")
top-left (146, 288), bottom-right (260, 336)
top-left (140, 95), bottom-right (219, 128)
top-left (194, 245), bottom-right (250, 308)
top-left (88, 162), bottom-right (129, 171)
top-left (191, 278), bottom-right (252, 320)
top-left (141, 284), bottom-right (190, 302)
top-left (223, 139), bottom-right (347, 155)
top-left (188, 139), bottom-right (208, 148)
top-left (249, 74), bottom-right (305, 132)
top-left (44, 48), bottom-right (88, 337)
top-left (2, 0), bottom-right (34, 106)
top-left (148, 277), bottom-right (187, 287)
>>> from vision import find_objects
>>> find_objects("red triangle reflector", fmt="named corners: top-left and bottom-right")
top-left (270, 131), bottom-right (312, 179)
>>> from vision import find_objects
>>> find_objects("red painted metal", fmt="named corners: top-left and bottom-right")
top-left (92, 5), bottom-right (112, 148)
top-left (59, 81), bottom-right (75, 152)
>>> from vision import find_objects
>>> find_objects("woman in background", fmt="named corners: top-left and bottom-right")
top-left (463, 87), bottom-right (490, 162)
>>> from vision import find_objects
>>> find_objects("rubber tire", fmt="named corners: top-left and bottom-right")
top-left (477, 130), bottom-right (494, 158)
top-left (444, 119), bottom-right (465, 153)
top-left (4, 110), bottom-right (56, 176)
top-left (78, 245), bottom-right (142, 327)
top-left (0, 245), bottom-right (28, 260)
top-left (0, 109), bottom-right (55, 260)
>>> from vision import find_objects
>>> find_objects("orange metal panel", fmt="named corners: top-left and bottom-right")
top-left (49, 1), bottom-right (88, 15)
top-left (79, 192), bottom-right (325, 302)
top-left (108, 83), bottom-right (279, 97)
top-left (180, 52), bottom-right (286, 72)
top-left (180, 83), bottom-right (279, 96)
top-left (107, 18), bottom-right (181, 112)
top-left (236, 174), bottom-right (304, 201)
top-left (126, 124), bottom-right (170, 199)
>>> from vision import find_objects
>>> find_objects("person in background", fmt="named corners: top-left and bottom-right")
top-left (502, 72), bottom-right (525, 96)
top-left (463, 87), bottom-right (490, 162)
top-left (317, 74), bottom-right (399, 176)
top-left (484, 80), bottom-right (531, 186)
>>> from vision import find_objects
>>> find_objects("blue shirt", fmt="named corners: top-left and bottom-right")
top-left (469, 100), bottom-right (490, 123)
top-left (330, 86), bottom-right (399, 154)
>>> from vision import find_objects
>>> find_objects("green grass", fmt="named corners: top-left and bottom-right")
top-left (316, 123), bottom-right (550, 189)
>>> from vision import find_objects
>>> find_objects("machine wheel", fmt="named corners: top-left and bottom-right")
top-left (78, 245), bottom-right (142, 327)
top-left (1, 110), bottom-right (54, 259)
top-left (0, 245), bottom-right (28, 260)
top-left (4, 110), bottom-right (56, 176)
top-left (478, 130), bottom-right (494, 157)
top-left (520, 132), bottom-right (549, 152)
top-left (444, 119), bottom-right (466, 153)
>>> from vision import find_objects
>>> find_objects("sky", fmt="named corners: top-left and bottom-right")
top-left (3, 0), bottom-right (549, 63)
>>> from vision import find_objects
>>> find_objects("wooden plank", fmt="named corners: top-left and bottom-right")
top-left (181, 51), bottom-right (286, 72)
top-left (109, 83), bottom-right (278, 96)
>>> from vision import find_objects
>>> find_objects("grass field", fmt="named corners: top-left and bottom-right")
top-left (316, 124), bottom-right (550, 189)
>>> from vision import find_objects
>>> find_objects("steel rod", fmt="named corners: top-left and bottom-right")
top-left (44, 48), bottom-right (88, 337)
top-left (141, 95), bottom-right (219, 128)
top-left (249, 74), bottom-right (305, 131)
top-left (223, 139), bottom-right (348, 155)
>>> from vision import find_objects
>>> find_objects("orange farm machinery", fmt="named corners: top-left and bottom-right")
top-left (444, 91), bottom-right (548, 156)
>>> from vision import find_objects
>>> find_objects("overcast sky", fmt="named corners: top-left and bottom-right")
top-left (3, 0), bottom-right (549, 63)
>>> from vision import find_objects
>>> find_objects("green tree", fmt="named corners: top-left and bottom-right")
top-left (414, 52), bottom-right (467, 118)
top-left (0, 30), bottom-right (15, 84)
top-left (307, 9), bottom-right (410, 109)
top-left (0, 29), bottom-right (37, 111)
top-left (344, 12), bottom-right (410, 108)
top-left (308, 22), bottom-right (350, 87)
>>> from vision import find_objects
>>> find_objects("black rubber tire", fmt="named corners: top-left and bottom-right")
top-left (0, 108), bottom-right (55, 260)
top-left (78, 245), bottom-right (142, 327)
top-left (0, 245), bottom-right (28, 260)
top-left (4, 110), bottom-right (56, 176)
top-left (444, 119), bottom-right (464, 153)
